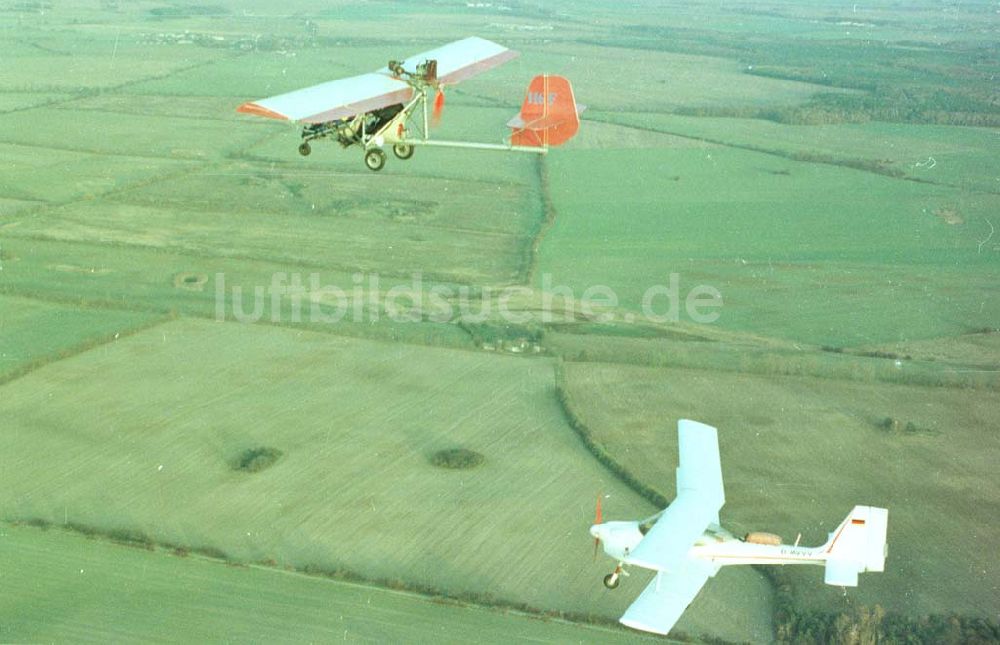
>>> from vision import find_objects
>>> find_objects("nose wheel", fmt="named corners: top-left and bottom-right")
top-left (603, 564), bottom-right (625, 589)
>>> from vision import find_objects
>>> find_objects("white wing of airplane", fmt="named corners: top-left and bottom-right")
top-left (626, 419), bottom-right (725, 572)
top-left (238, 37), bottom-right (518, 124)
top-left (620, 558), bottom-right (718, 635)
top-left (620, 420), bottom-right (726, 633)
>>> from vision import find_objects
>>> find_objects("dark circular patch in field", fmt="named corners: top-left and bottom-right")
top-left (429, 448), bottom-right (485, 470)
top-left (173, 272), bottom-right (208, 291)
top-left (233, 446), bottom-right (283, 473)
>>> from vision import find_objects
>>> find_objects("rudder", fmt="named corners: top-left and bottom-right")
top-left (507, 75), bottom-right (581, 147)
top-left (823, 505), bottom-right (888, 586)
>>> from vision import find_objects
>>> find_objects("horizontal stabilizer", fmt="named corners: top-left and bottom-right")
top-left (824, 558), bottom-right (860, 587)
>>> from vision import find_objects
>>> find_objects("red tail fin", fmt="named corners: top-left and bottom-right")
top-left (507, 75), bottom-right (581, 147)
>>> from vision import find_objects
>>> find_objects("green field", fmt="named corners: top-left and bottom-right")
top-left (0, 523), bottom-right (667, 643)
top-left (537, 145), bottom-right (997, 347)
top-left (0, 318), bottom-right (772, 642)
top-left (0, 294), bottom-right (163, 382)
top-left (2, 0), bottom-right (998, 642)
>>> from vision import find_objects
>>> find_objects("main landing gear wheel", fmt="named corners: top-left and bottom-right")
top-left (298, 142), bottom-right (311, 157)
top-left (364, 148), bottom-right (386, 171)
top-left (603, 573), bottom-right (620, 589)
top-left (392, 143), bottom-right (414, 160)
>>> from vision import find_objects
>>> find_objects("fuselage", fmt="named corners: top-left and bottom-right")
top-left (590, 520), bottom-right (829, 568)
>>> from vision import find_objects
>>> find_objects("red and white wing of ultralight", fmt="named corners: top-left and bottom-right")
top-left (238, 73), bottom-right (412, 124)
top-left (237, 37), bottom-right (518, 124)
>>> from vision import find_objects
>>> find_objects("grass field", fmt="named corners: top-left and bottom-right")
top-left (560, 361), bottom-right (1000, 619)
top-left (0, 318), bottom-right (772, 641)
top-left (11, 174), bottom-right (536, 284)
top-left (2, 0), bottom-right (997, 642)
top-left (536, 144), bottom-right (998, 347)
top-left (0, 523), bottom-right (667, 644)
top-left (0, 294), bottom-right (163, 382)
top-left (597, 113), bottom-right (1000, 192)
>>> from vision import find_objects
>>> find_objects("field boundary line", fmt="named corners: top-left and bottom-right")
top-left (2, 520), bottom-right (692, 644)
top-left (0, 231), bottom-right (496, 285)
top-left (0, 138), bottom-right (215, 163)
top-left (520, 156), bottom-right (557, 286)
top-left (6, 158), bottom-right (214, 223)
top-left (0, 56), bottom-right (226, 117)
top-left (0, 310), bottom-right (174, 388)
top-left (552, 361), bottom-right (670, 509)
top-left (583, 113), bottom-right (1000, 196)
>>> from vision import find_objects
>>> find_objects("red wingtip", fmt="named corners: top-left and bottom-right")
top-left (236, 102), bottom-right (289, 121)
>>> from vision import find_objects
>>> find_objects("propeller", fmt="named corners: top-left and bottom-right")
top-left (592, 493), bottom-right (603, 561)
top-left (431, 87), bottom-right (445, 127)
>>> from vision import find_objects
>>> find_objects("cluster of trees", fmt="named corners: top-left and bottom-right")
top-left (605, 23), bottom-right (999, 128)
top-left (459, 320), bottom-right (545, 348)
top-left (759, 565), bottom-right (1000, 644)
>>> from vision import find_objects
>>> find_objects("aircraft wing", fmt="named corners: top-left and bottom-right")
top-left (625, 420), bottom-right (725, 572)
top-left (619, 558), bottom-right (716, 636)
top-left (626, 494), bottom-right (718, 572)
top-left (238, 38), bottom-right (515, 124)
top-left (237, 72), bottom-right (414, 124)
top-left (675, 419), bottom-right (725, 510)
top-left (379, 36), bottom-right (518, 85)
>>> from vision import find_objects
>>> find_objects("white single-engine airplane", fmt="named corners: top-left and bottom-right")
top-left (237, 37), bottom-right (582, 171)
top-left (590, 419), bottom-right (888, 636)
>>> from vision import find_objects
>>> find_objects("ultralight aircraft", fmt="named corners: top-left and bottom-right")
top-left (237, 37), bottom-right (582, 171)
